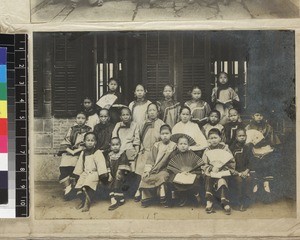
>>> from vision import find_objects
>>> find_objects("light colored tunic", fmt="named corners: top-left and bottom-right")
top-left (59, 125), bottom-right (91, 167)
top-left (112, 121), bottom-right (140, 154)
top-left (211, 87), bottom-right (240, 124)
top-left (140, 141), bottom-right (177, 189)
top-left (129, 100), bottom-right (152, 129)
top-left (172, 121), bottom-right (208, 151)
top-left (74, 150), bottom-right (108, 191)
top-left (86, 113), bottom-right (100, 131)
top-left (135, 118), bottom-right (165, 175)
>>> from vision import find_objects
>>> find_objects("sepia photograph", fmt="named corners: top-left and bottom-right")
top-left (30, 0), bottom-right (300, 23)
top-left (33, 30), bottom-right (296, 220)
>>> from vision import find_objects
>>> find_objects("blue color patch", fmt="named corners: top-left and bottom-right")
top-left (0, 65), bottom-right (7, 83)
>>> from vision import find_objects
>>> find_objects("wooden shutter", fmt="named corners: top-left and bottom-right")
top-left (52, 33), bottom-right (96, 118)
top-left (180, 32), bottom-right (211, 103)
top-left (143, 32), bottom-right (173, 102)
top-left (33, 34), bottom-right (44, 117)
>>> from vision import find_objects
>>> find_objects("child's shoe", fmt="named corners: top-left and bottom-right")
top-left (71, 2), bottom-right (77, 8)
top-left (205, 201), bottom-right (214, 214)
top-left (97, 0), bottom-right (103, 6)
top-left (178, 197), bottom-right (187, 207)
top-left (239, 204), bottom-right (246, 212)
top-left (141, 199), bottom-right (152, 208)
top-left (134, 195), bottom-right (141, 202)
top-left (194, 193), bottom-right (202, 206)
top-left (224, 205), bottom-right (231, 215)
top-left (119, 198), bottom-right (125, 206)
top-left (108, 202), bottom-right (119, 211)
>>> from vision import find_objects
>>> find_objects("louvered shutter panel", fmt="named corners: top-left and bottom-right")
top-left (53, 33), bottom-right (81, 117)
top-left (144, 32), bottom-right (173, 102)
top-left (33, 34), bottom-right (44, 117)
top-left (181, 33), bottom-right (210, 103)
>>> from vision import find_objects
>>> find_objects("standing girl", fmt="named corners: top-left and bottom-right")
top-left (128, 84), bottom-right (152, 129)
top-left (81, 96), bottom-right (99, 131)
top-left (73, 132), bottom-right (108, 212)
top-left (184, 86), bottom-right (211, 127)
top-left (97, 78), bottom-right (126, 125)
top-left (157, 84), bottom-right (181, 128)
top-left (57, 111), bottom-right (91, 199)
top-left (211, 72), bottom-right (240, 124)
top-left (134, 103), bottom-right (165, 201)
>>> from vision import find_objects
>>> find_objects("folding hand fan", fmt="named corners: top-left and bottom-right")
top-left (205, 149), bottom-right (233, 169)
top-left (170, 133), bottom-right (196, 146)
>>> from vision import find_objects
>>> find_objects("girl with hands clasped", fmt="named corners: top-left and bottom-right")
top-left (73, 133), bottom-right (108, 212)
top-left (57, 111), bottom-right (92, 200)
top-left (202, 128), bottom-right (235, 215)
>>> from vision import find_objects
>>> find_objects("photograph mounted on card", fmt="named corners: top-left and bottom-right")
top-left (30, 0), bottom-right (300, 23)
top-left (33, 30), bottom-right (295, 220)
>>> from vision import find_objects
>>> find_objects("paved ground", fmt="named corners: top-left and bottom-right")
top-left (30, 0), bottom-right (299, 22)
top-left (35, 181), bottom-right (296, 220)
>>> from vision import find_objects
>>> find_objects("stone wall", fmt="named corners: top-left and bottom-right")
top-left (34, 117), bottom-right (75, 181)
top-left (34, 117), bottom-right (75, 155)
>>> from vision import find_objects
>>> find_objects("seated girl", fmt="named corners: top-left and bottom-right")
top-left (245, 112), bottom-right (281, 203)
top-left (73, 132), bottom-right (108, 212)
top-left (93, 108), bottom-right (115, 157)
top-left (245, 110), bottom-right (281, 147)
top-left (81, 96), bottom-right (100, 131)
top-left (229, 128), bottom-right (252, 211)
top-left (202, 110), bottom-right (226, 142)
top-left (134, 103), bottom-right (165, 202)
top-left (202, 128), bottom-right (235, 215)
top-left (106, 137), bottom-right (131, 211)
top-left (139, 124), bottom-right (177, 208)
top-left (112, 107), bottom-right (140, 171)
top-left (224, 108), bottom-right (244, 146)
top-left (172, 106), bottom-right (208, 154)
top-left (57, 111), bottom-right (91, 199)
top-left (167, 135), bottom-right (204, 207)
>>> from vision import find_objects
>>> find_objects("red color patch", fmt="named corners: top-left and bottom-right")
top-left (0, 119), bottom-right (7, 136)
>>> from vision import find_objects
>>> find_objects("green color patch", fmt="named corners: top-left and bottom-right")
top-left (0, 83), bottom-right (7, 100)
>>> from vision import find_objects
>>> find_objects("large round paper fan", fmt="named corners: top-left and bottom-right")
top-left (167, 152), bottom-right (201, 174)
top-left (205, 149), bottom-right (233, 169)
top-left (170, 133), bottom-right (196, 146)
top-left (246, 129), bottom-right (264, 145)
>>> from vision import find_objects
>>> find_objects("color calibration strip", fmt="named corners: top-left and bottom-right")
top-left (0, 34), bottom-right (28, 218)
top-left (0, 47), bottom-right (8, 206)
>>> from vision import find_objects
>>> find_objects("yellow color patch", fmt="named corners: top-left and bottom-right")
top-left (0, 101), bottom-right (7, 118)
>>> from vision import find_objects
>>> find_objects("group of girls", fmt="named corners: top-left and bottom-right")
top-left (58, 72), bottom-right (281, 214)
